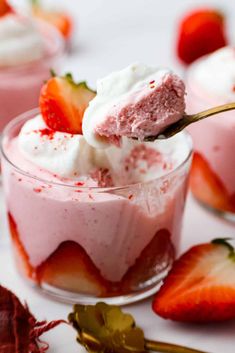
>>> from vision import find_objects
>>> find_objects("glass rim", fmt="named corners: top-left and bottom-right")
top-left (1, 108), bottom-right (194, 192)
top-left (0, 19), bottom-right (65, 74)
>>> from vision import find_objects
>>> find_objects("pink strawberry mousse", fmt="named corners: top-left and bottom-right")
top-left (1, 65), bottom-right (192, 301)
top-left (83, 64), bottom-right (186, 148)
top-left (2, 113), bottom-right (192, 298)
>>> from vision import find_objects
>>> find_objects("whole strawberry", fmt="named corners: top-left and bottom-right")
top-left (153, 238), bottom-right (235, 323)
top-left (40, 73), bottom-right (96, 134)
top-left (176, 8), bottom-right (228, 65)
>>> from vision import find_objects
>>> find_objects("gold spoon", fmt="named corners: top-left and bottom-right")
top-left (144, 102), bottom-right (235, 141)
top-left (68, 302), bottom-right (209, 353)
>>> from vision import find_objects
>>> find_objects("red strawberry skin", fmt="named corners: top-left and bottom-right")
top-left (0, 0), bottom-right (12, 17)
top-left (177, 8), bottom-right (227, 65)
top-left (39, 75), bottom-right (96, 134)
top-left (190, 152), bottom-right (235, 213)
top-left (153, 241), bottom-right (235, 323)
top-left (8, 213), bottom-right (35, 280)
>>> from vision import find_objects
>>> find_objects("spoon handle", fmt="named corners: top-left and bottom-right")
top-left (187, 102), bottom-right (235, 124)
top-left (146, 102), bottom-right (235, 141)
top-left (145, 339), bottom-right (209, 353)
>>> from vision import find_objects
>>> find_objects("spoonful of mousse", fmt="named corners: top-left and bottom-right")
top-left (82, 63), bottom-right (235, 147)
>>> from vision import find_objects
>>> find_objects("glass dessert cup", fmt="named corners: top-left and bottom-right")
top-left (1, 110), bottom-right (193, 305)
top-left (186, 68), bottom-right (235, 221)
top-left (0, 21), bottom-right (64, 132)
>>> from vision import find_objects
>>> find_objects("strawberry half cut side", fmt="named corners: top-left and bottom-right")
top-left (40, 73), bottom-right (96, 135)
top-left (153, 238), bottom-right (235, 323)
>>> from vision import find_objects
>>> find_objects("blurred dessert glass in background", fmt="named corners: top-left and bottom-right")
top-left (185, 47), bottom-right (235, 219)
top-left (175, 7), bottom-right (235, 219)
top-left (0, 2), bottom-right (64, 131)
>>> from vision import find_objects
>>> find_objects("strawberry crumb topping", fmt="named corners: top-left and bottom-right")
top-left (33, 188), bottom-right (42, 193)
top-left (125, 145), bottom-right (164, 170)
top-left (38, 128), bottom-right (56, 140)
top-left (75, 181), bottom-right (85, 186)
top-left (90, 168), bottom-right (114, 187)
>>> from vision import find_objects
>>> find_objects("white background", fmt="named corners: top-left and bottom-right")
top-left (1, 0), bottom-right (235, 352)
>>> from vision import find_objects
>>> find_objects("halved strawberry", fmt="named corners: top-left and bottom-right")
top-left (36, 241), bottom-right (107, 296)
top-left (190, 152), bottom-right (235, 213)
top-left (39, 73), bottom-right (96, 134)
top-left (31, 0), bottom-right (72, 39)
top-left (0, 0), bottom-right (13, 17)
top-left (176, 8), bottom-right (228, 65)
top-left (122, 229), bottom-right (174, 290)
top-left (153, 238), bottom-right (235, 323)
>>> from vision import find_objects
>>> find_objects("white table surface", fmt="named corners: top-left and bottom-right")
top-left (2, 0), bottom-right (235, 352)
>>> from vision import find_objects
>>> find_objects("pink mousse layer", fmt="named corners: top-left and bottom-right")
top-left (95, 73), bottom-right (186, 143)
top-left (0, 69), bottom-right (49, 131)
top-left (2, 139), bottom-right (187, 282)
top-left (186, 73), bottom-right (235, 196)
top-left (0, 25), bottom-right (62, 132)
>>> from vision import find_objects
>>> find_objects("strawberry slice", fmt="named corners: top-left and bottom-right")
top-left (0, 0), bottom-right (13, 17)
top-left (122, 229), bottom-right (174, 290)
top-left (31, 0), bottom-right (72, 39)
top-left (190, 152), bottom-right (235, 213)
top-left (33, 9), bottom-right (72, 39)
top-left (40, 73), bottom-right (96, 134)
top-left (153, 238), bottom-right (235, 323)
top-left (8, 213), bottom-right (35, 280)
top-left (36, 241), bottom-right (107, 296)
top-left (176, 8), bottom-right (228, 65)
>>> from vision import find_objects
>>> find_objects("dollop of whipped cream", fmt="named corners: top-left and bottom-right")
top-left (189, 46), bottom-right (235, 100)
top-left (18, 115), bottom-right (97, 178)
top-left (82, 63), bottom-right (185, 149)
top-left (0, 14), bottom-right (44, 67)
top-left (18, 115), bottom-right (190, 185)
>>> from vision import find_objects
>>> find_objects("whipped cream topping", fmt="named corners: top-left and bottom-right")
top-left (17, 115), bottom-right (190, 186)
top-left (189, 47), bottom-right (235, 100)
top-left (0, 14), bottom-right (44, 67)
top-left (82, 63), bottom-right (175, 149)
top-left (18, 115), bottom-right (96, 178)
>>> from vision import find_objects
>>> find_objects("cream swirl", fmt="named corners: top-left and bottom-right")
top-left (0, 14), bottom-right (44, 67)
top-left (18, 115), bottom-right (190, 185)
top-left (18, 115), bottom-right (97, 178)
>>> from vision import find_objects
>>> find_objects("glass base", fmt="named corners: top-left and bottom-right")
top-left (28, 266), bottom-right (171, 306)
top-left (193, 195), bottom-right (235, 223)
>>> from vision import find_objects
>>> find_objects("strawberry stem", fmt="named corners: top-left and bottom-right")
top-left (50, 69), bottom-right (57, 77)
top-left (145, 339), bottom-right (208, 353)
top-left (30, 0), bottom-right (40, 7)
